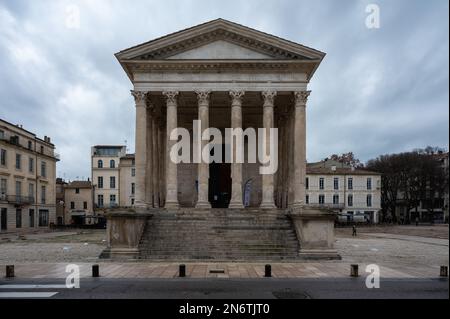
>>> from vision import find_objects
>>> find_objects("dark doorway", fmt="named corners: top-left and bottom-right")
top-left (1, 208), bottom-right (6, 230)
top-left (208, 144), bottom-right (231, 208)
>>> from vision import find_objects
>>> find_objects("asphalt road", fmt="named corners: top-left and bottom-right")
top-left (0, 277), bottom-right (448, 299)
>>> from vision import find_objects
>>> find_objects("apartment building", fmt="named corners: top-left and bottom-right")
top-left (119, 154), bottom-right (136, 207)
top-left (91, 145), bottom-right (126, 209)
top-left (306, 160), bottom-right (382, 223)
top-left (64, 180), bottom-right (94, 225)
top-left (0, 118), bottom-right (59, 231)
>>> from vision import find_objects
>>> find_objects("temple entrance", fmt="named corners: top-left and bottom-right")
top-left (208, 143), bottom-right (231, 208)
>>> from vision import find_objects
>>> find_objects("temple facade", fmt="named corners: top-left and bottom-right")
top-left (105, 19), bottom-right (339, 260)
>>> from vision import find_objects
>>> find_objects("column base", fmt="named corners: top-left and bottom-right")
top-left (228, 201), bottom-right (244, 209)
top-left (260, 201), bottom-right (276, 209)
top-left (165, 201), bottom-right (179, 209)
top-left (298, 249), bottom-right (341, 260)
top-left (195, 201), bottom-right (211, 209)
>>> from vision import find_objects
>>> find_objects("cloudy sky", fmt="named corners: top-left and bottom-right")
top-left (0, 0), bottom-right (448, 180)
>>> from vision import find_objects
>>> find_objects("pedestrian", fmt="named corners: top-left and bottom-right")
top-left (352, 224), bottom-right (357, 237)
top-left (415, 217), bottom-right (419, 227)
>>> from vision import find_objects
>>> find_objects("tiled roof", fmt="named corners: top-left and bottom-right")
top-left (306, 166), bottom-right (381, 175)
top-left (66, 181), bottom-right (92, 189)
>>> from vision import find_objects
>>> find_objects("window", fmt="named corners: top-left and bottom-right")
top-left (70, 201), bottom-right (75, 209)
top-left (28, 141), bottom-right (32, 150)
top-left (38, 210), bottom-right (49, 227)
top-left (110, 160), bottom-right (115, 168)
top-left (110, 176), bottom-right (116, 189)
top-left (367, 194), bottom-right (372, 207)
top-left (1, 149), bottom-right (6, 166)
top-left (29, 209), bottom-right (34, 228)
top-left (319, 178), bottom-right (324, 190)
top-left (333, 194), bottom-right (339, 205)
top-left (305, 195), bottom-right (309, 204)
top-left (1, 208), bottom-right (7, 230)
top-left (0, 179), bottom-right (7, 196)
top-left (40, 145), bottom-right (44, 154)
top-left (367, 178), bottom-right (372, 190)
top-left (98, 195), bottom-right (104, 207)
top-left (348, 178), bottom-right (353, 190)
top-left (98, 160), bottom-right (103, 168)
top-left (98, 176), bottom-right (103, 189)
top-left (131, 159), bottom-right (135, 166)
top-left (348, 194), bottom-right (353, 207)
top-left (0, 130), bottom-right (4, 139)
top-left (16, 209), bottom-right (22, 228)
top-left (41, 161), bottom-right (46, 178)
top-left (41, 185), bottom-right (46, 204)
top-left (131, 168), bottom-right (136, 177)
top-left (131, 183), bottom-right (135, 195)
top-left (83, 201), bottom-right (87, 210)
top-left (334, 177), bottom-right (339, 190)
top-left (75, 188), bottom-right (80, 194)
top-left (305, 177), bottom-right (309, 190)
top-left (29, 157), bottom-right (34, 173)
top-left (319, 194), bottom-right (325, 205)
top-left (15, 181), bottom-right (22, 197)
top-left (131, 198), bottom-right (135, 205)
top-left (28, 184), bottom-right (34, 202)
top-left (15, 154), bottom-right (21, 169)
top-left (110, 194), bottom-right (116, 205)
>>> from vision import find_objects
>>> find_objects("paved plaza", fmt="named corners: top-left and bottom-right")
top-left (0, 225), bottom-right (448, 279)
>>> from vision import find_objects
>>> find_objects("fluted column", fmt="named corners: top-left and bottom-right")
top-left (145, 102), bottom-right (154, 206)
top-left (163, 91), bottom-right (179, 209)
top-left (228, 90), bottom-right (245, 209)
top-left (195, 90), bottom-right (211, 208)
top-left (260, 90), bottom-right (277, 209)
top-left (131, 90), bottom-right (148, 209)
top-left (291, 91), bottom-right (310, 210)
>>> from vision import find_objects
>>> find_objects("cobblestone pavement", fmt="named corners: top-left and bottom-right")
top-left (0, 226), bottom-right (448, 278)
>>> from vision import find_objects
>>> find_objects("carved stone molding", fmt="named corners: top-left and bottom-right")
top-left (131, 90), bottom-right (147, 105)
top-left (294, 90), bottom-right (311, 106)
top-left (162, 91), bottom-right (179, 105)
top-left (262, 91), bottom-right (277, 107)
top-left (195, 90), bottom-right (211, 106)
top-left (229, 90), bottom-right (245, 105)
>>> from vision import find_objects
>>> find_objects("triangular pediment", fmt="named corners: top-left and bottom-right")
top-left (166, 40), bottom-right (274, 60)
top-left (116, 19), bottom-right (325, 61)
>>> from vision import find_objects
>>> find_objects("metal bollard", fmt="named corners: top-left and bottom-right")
top-left (92, 264), bottom-right (100, 277)
top-left (6, 265), bottom-right (15, 278)
top-left (350, 264), bottom-right (359, 277)
top-left (179, 264), bottom-right (186, 278)
top-left (440, 266), bottom-right (448, 277)
top-left (265, 264), bottom-right (272, 278)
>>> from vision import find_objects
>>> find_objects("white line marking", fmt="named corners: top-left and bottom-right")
top-left (0, 292), bottom-right (58, 298)
top-left (0, 284), bottom-right (67, 289)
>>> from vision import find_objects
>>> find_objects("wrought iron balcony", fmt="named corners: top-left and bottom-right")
top-left (6, 195), bottom-right (34, 205)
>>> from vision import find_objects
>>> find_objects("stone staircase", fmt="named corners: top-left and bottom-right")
top-left (138, 209), bottom-right (300, 261)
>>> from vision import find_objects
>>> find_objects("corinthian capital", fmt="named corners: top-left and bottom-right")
top-left (131, 90), bottom-right (147, 105)
top-left (195, 90), bottom-right (211, 106)
top-left (229, 90), bottom-right (245, 105)
top-left (162, 91), bottom-right (179, 105)
top-left (262, 90), bottom-right (277, 106)
top-left (294, 90), bottom-right (311, 106)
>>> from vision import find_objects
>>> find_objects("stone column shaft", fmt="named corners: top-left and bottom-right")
top-left (228, 90), bottom-right (245, 209)
top-left (163, 91), bottom-right (179, 209)
top-left (291, 91), bottom-right (310, 210)
top-left (131, 90), bottom-right (148, 209)
top-left (260, 91), bottom-right (277, 209)
top-left (195, 91), bottom-right (211, 208)
top-left (146, 104), bottom-right (154, 206)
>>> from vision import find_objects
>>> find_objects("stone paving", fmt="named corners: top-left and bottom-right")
top-left (0, 226), bottom-right (448, 279)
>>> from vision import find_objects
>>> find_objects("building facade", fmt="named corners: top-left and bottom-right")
top-left (119, 154), bottom-right (136, 207)
top-left (91, 145), bottom-right (126, 209)
top-left (0, 118), bottom-right (59, 232)
top-left (55, 177), bottom-right (67, 225)
top-left (306, 160), bottom-right (382, 223)
top-left (64, 180), bottom-right (94, 225)
top-left (106, 19), bottom-right (339, 260)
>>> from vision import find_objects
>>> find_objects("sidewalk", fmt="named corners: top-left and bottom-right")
top-left (0, 262), bottom-right (444, 279)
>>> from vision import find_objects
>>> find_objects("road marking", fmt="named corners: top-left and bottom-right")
top-left (0, 292), bottom-right (58, 298)
top-left (0, 284), bottom-right (67, 289)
